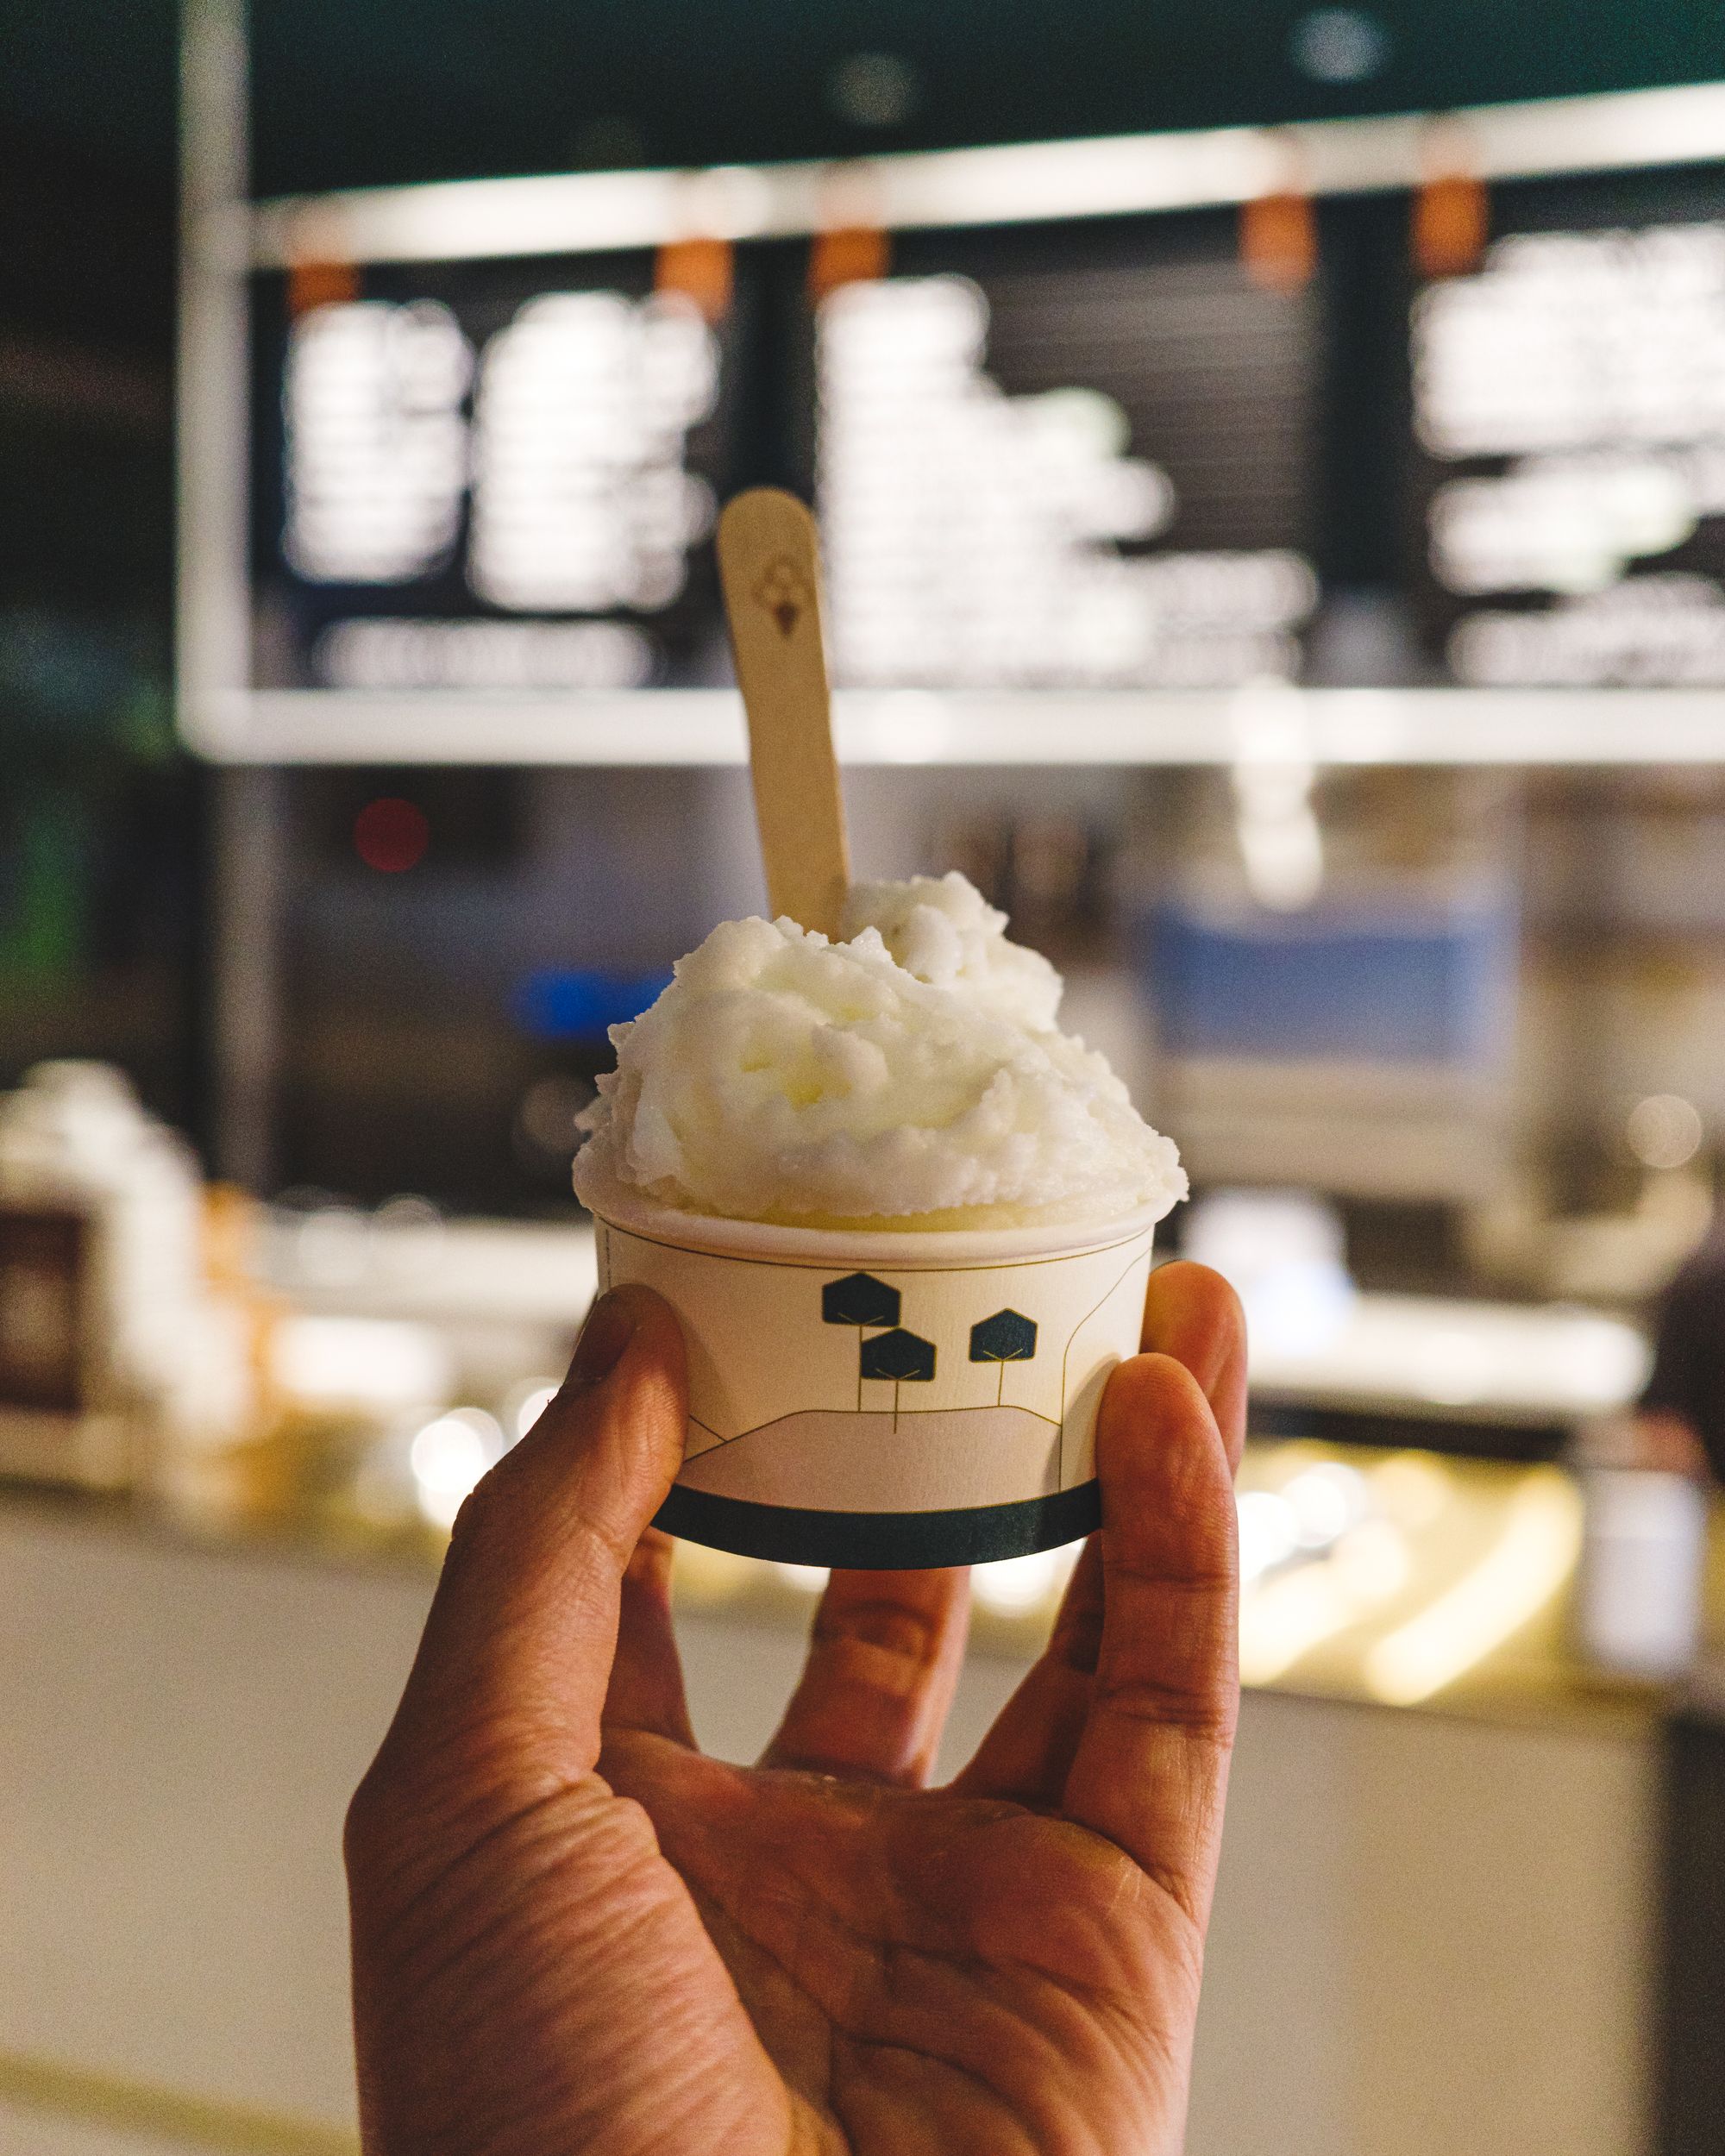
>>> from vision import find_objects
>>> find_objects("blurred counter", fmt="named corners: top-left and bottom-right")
top-left (259, 1213), bottom-right (599, 1326)
top-left (1250, 1291), bottom-right (1648, 1432)
top-left (1, 1207), bottom-right (1682, 1727)
top-left (5, 1428), bottom-right (1718, 1733)
top-left (194, 1209), bottom-right (1685, 1726)
top-left (259, 1210), bottom-right (1652, 1425)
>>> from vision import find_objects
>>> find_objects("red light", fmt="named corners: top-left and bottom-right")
top-left (354, 797), bottom-right (430, 874)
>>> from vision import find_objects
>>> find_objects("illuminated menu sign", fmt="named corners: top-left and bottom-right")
top-left (255, 233), bottom-right (1322, 705)
top-left (815, 244), bottom-right (1320, 689)
top-left (254, 262), bottom-right (737, 691)
top-left (1414, 220), bottom-right (1725, 686)
top-left (198, 103), bottom-right (1725, 762)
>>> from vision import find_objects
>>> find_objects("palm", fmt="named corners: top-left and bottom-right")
top-left (596, 1731), bottom-right (1201, 2155)
top-left (348, 1264), bottom-right (1244, 2156)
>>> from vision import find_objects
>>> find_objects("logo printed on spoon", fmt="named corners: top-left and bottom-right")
top-left (753, 555), bottom-right (813, 638)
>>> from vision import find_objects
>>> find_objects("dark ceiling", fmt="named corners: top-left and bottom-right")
top-left (4, 1), bottom-right (1724, 198)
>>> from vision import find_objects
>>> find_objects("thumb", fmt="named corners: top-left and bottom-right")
top-left (378, 1285), bottom-right (687, 1782)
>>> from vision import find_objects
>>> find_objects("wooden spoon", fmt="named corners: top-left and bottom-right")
top-left (716, 487), bottom-right (852, 939)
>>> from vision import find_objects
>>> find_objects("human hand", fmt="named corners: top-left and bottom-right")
top-left (346, 1263), bottom-right (1245, 2155)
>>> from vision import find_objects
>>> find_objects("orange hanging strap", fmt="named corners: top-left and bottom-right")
top-left (808, 222), bottom-right (891, 303)
top-left (286, 259), bottom-right (360, 316)
top-left (1414, 172), bottom-right (1489, 279)
top-left (1240, 134), bottom-right (1317, 294)
top-left (807, 161), bottom-right (892, 303)
top-left (1240, 189), bottom-right (1318, 293)
top-left (654, 233), bottom-right (734, 323)
top-left (1414, 116), bottom-right (1489, 281)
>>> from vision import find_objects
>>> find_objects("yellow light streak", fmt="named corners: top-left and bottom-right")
top-left (1364, 1470), bottom-right (1582, 1706)
top-left (1239, 1564), bottom-right (1357, 1685)
top-left (0, 2050), bottom-right (354, 2156)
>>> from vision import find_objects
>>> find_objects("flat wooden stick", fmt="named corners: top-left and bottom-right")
top-left (717, 487), bottom-right (851, 939)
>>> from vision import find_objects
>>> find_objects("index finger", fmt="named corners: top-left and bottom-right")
top-left (1138, 1261), bottom-right (1247, 1473)
top-left (1058, 1351), bottom-right (1239, 1929)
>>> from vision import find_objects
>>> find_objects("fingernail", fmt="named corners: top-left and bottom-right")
top-left (1142, 1266), bottom-right (1208, 1352)
top-left (568, 1289), bottom-right (637, 1389)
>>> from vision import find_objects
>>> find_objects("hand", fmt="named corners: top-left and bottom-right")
top-left (346, 1264), bottom-right (1245, 2156)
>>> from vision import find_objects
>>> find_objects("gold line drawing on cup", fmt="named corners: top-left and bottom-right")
top-left (1057, 1249), bottom-right (1154, 1487)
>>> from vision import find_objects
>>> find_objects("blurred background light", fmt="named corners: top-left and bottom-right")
top-left (1364, 1471), bottom-right (1581, 1703)
top-left (1237, 1488), bottom-right (1301, 1584)
top-left (1183, 1189), bottom-right (1358, 1357)
top-left (367, 1195), bottom-right (448, 1287)
top-left (1289, 9), bottom-right (1392, 86)
top-left (1369, 1452), bottom-right (1452, 1532)
top-left (827, 52), bottom-right (923, 131)
top-left (511, 968), bottom-right (673, 1044)
top-left (289, 1203), bottom-right (373, 1286)
top-left (505, 1379), bottom-right (560, 1442)
top-left (1328, 1517), bottom-right (1413, 1601)
top-left (352, 796), bottom-right (430, 874)
top-left (409, 1405), bottom-right (506, 1529)
top-left (1283, 1461), bottom-right (1372, 1548)
top-left (972, 1545), bottom-right (1077, 1615)
top-left (1625, 1091), bottom-right (1705, 1170)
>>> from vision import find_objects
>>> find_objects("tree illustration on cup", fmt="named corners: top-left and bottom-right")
top-left (822, 1276), bottom-right (1041, 1427)
top-left (823, 1272), bottom-right (902, 1411)
top-left (969, 1308), bottom-right (1039, 1404)
top-left (858, 1327), bottom-right (937, 1430)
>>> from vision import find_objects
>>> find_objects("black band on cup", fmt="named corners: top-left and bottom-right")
top-left (652, 1479), bottom-right (1101, 1570)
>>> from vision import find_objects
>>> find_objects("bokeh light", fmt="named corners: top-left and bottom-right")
top-left (1626, 1092), bottom-right (1704, 1170)
top-left (1289, 9), bottom-right (1390, 85)
top-left (353, 795), bottom-right (430, 873)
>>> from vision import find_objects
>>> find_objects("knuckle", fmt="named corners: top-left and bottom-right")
top-left (588, 1789), bottom-right (663, 1875)
top-left (1092, 1670), bottom-right (1237, 1743)
top-left (811, 1595), bottom-right (944, 1673)
top-left (1051, 1605), bottom-right (1105, 1672)
top-left (343, 1753), bottom-right (409, 1878)
top-left (817, 1597), bottom-right (942, 1668)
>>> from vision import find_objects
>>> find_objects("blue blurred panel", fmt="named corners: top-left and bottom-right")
top-left (512, 967), bottom-right (674, 1043)
top-left (1147, 893), bottom-right (1516, 1067)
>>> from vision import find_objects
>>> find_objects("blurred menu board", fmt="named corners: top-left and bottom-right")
top-left (813, 233), bottom-right (1321, 689)
top-left (250, 257), bottom-right (739, 691)
top-left (1413, 212), bottom-right (1725, 686)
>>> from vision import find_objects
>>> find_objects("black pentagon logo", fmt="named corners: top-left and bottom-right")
top-left (822, 1272), bottom-right (900, 1329)
top-left (969, 1309), bottom-right (1038, 1364)
top-left (859, 1328), bottom-right (937, 1383)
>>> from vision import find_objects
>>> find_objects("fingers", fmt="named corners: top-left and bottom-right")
top-left (951, 1258), bottom-right (1246, 1806)
top-left (1140, 1262), bottom-right (1248, 1472)
top-left (604, 1526), bottom-right (697, 1747)
top-left (373, 1285), bottom-right (688, 1786)
top-left (760, 1566), bottom-right (970, 1786)
top-left (1059, 1354), bottom-right (1239, 1927)
top-left (950, 1539), bottom-right (1101, 1805)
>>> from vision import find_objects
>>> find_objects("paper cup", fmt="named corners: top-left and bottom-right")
top-left (583, 1162), bottom-right (1159, 1569)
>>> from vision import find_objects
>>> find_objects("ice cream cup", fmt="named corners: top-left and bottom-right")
top-left (582, 1158), bottom-right (1160, 1569)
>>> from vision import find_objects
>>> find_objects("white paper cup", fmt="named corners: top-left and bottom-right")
top-left (583, 1161), bottom-right (1159, 1568)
